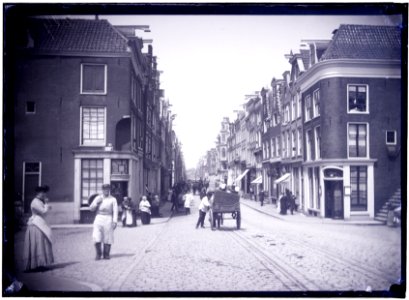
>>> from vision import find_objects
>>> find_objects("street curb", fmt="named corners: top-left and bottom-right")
top-left (241, 201), bottom-right (386, 226)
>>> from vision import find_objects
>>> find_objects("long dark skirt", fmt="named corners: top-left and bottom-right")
top-left (23, 225), bottom-right (54, 271)
top-left (140, 212), bottom-right (151, 224)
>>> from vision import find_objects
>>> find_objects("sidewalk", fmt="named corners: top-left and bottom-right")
top-left (11, 200), bottom-right (176, 294)
top-left (240, 197), bottom-right (385, 226)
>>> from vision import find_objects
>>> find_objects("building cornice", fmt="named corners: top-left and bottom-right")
top-left (297, 59), bottom-right (401, 92)
top-left (302, 158), bottom-right (378, 167)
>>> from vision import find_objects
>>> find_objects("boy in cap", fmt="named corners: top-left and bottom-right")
top-left (90, 184), bottom-right (118, 260)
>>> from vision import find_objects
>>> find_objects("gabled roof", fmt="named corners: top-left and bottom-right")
top-left (321, 24), bottom-right (401, 61)
top-left (28, 18), bottom-right (129, 54)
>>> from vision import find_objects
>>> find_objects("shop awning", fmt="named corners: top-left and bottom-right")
top-left (274, 173), bottom-right (290, 184)
top-left (234, 169), bottom-right (249, 183)
top-left (251, 176), bottom-right (262, 184)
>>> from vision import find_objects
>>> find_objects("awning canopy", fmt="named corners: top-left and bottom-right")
top-left (234, 169), bottom-right (249, 183)
top-left (251, 176), bottom-right (262, 184)
top-left (274, 173), bottom-right (290, 184)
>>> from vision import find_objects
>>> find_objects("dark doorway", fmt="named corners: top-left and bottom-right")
top-left (324, 180), bottom-right (344, 219)
top-left (111, 181), bottom-right (128, 207)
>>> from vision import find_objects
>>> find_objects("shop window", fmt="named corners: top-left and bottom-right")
top-left (111, 159), bottom-right (129, 175)
top-left (350, 166), bottom-right (368, 211)
top-left (81, 64), bottom-right (107, 95)
top-left (81, 159), bottom-right (103, 205)
top-left (348, 84), bottom-right (368, 113)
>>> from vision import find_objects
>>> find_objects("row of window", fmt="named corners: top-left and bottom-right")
top-left (263, 123), bottom-right (397, 162)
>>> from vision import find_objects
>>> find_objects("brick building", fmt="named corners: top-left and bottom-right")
top-left (298, 25), bottom-right (402, 219)
top-left (11, 18), bottom-right (173, 224)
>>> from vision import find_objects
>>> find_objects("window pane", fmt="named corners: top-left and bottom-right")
top-left (82, 65), bottom-right (105, 93)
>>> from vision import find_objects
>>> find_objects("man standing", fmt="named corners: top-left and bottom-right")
top-left (90, 184), bottom-right (118, 260)
top-left (259, 187), bottom-right (265, 207)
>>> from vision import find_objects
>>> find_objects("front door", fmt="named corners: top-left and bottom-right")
top-left (110, 181), bottom-right (128, 208)
top-left (324, 180), bottom-right (344, 219)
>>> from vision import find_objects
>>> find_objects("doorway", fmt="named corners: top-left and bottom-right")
top-left (324, 180), bottom-right (344, 219)
top-left (110, 181), bottom-right (128, 207)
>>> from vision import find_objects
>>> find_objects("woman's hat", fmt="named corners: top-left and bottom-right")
top-left (102, 184), bottom-right (111, 190)
top-left (35, 185), bottom-right (50, 193)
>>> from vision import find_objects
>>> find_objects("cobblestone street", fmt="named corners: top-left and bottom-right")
top-left (13, 196), bottom-right (401, 293)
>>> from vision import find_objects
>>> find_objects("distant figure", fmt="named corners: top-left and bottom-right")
top-left (121, 197), bottom-right (135, 227)
top-left (23, 185), bottom-right (54, 271)
top-left (170, 189), bottom-right (178, 212)
top-left (279, 191), bottom-right (288, 215)
top-left (184, 192), bottom-right (193, 215)
top-left (288, 192), bottom-right (296, 215)
top-left (196, 192), bottom-right (210, 229)
top-left (151, 195), bottom-right (160, 217)
top-left (259, 188), bottom-right (265, 206)
top-left (139, 195), bottom-right (151, 225)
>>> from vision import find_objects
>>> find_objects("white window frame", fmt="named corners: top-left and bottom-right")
top-left (292, 130), bottom-right (296, 157)
top-left (313, 88), bottom-right (320, 118)
top-left (347, 84), bottom-right (369, 114)
top-left (297, 128), bottom-right (302, 156)
top-left (306, 129), bottom-right (312, 161)
top-left (304, 95), bottom-right (312, 122)
top-left (315, 126), bottom-right (321, 159)
top-left (347, 122), bottom-right (369, 159)
top-left (297, 91), bottom-right (302, 118)
top-left (80, 63), bottom-right (108, 95)
top-left (80, 106), bottom-right (107, 147)
top-left (386, 130), bottom-right (397, 145)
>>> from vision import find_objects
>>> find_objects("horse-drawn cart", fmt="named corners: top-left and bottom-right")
top-left (210, 190), bottom-right (241, 230)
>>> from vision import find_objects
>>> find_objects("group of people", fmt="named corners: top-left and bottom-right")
top-left (278, 189), bottom-right (298, 215)
top-left (23, 183), bottom-right (164, 272)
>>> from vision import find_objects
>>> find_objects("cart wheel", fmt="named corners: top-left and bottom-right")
top-left (236, 211), bottom-right (241, 229)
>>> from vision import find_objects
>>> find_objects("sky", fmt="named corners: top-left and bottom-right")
top-left (100, 14), bottom-right (402, 169)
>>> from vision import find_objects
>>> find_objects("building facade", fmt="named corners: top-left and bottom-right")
top-left (12, 18), bottom-right (180, 224)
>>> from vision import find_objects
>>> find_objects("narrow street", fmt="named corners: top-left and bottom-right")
top-left (13, 195), bottom-right (401, 293)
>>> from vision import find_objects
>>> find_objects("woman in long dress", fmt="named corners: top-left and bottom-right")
top-left (121, 197), bottom-right (135, 227)
top-left (23, 185), bottom-right (54, 271)
top-left (139, 195), bottom-right (151, 225)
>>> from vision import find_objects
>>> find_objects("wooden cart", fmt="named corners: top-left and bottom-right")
top-left (210, 190), bottom-right (241, 230)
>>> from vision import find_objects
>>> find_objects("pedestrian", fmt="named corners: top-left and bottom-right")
top-left (184, 191), bottom-right (193, 215)
top-left (170, 189), bottom-right (178, 212)
top-left (151, 194), bottom-right (161, 217)
top-left (288, 192), bottom-right (296, 215)
top-left (259, 187), bottom-right (265, 207)
top-left (90, 184), bottom-right (118, 260)
top-left (23, 185), bottom-right (54, 271)
top-left (121, 197), bottom-right (134, 227)
top-left (279, 191), bottom-right (288, 215)
top-left (139, 195), bottom-right (151, 225)
top-left (196, 191), bottom-right (210, 229)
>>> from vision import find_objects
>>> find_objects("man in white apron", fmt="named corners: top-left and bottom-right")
top-left (90, 184), bottom-right (118, 260)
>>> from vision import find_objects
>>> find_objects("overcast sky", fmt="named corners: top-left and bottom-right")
top-left (101, 14), bottom-right (401, 169)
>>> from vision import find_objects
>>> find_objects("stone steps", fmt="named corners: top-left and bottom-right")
top-left (374, 188), bottom-right (401, 224)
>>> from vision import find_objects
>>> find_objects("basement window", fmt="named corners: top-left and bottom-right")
top-left (26, 101), bottom-right (36, 114)
top-left (386, 131), bottom-right (397, 145)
